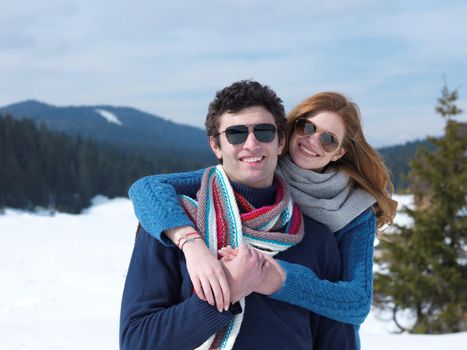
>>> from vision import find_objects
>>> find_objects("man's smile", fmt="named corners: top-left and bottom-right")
top-left (239, 155), bottom-right (266, 163)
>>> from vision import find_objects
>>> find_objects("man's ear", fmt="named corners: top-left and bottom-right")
top-left (209, 136), bottom-right (222, 160)
top-left (332, 147), bottom-right (346, 161)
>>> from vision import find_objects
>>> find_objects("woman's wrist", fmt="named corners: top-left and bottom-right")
top-left (180, 235), bottom-right (203, 251)
top-left (162, 226), bottom-right (211, 257)
top-left (182, 237), bottom-right (210, 256)
top-left (163, 226), bottom-right (198, 245)
top-left (176, 232), bottom-right (201, 248)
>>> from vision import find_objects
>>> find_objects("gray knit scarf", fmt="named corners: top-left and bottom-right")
top-left (276, 155), bottom-right (376, 232)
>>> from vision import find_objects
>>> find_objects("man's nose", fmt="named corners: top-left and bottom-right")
top-left (243, 130), bottom-right (261, 150)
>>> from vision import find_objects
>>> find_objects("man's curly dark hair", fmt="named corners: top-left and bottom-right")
top-left (205, 80), bottom-right (286, 142)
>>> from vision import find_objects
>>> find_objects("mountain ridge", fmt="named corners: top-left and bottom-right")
top-left (0, 99), bottom-right (215, 166)
top-left (1, 99), bottom-right (435, 191)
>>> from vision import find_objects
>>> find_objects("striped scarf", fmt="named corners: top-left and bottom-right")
top-left (179, 165), bottom-right (304, 350)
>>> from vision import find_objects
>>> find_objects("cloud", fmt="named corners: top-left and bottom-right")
top-left (1, 0), bottom-right (466, 147)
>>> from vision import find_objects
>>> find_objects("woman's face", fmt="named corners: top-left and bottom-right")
top-left (288, 111), bottom-right (347, 173)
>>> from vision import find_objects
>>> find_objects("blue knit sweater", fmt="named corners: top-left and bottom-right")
top-left (121, 182), bottom-right (356, 349)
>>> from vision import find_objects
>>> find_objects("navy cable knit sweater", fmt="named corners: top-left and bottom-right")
top-left (120, 181), bottom-right (356, 349)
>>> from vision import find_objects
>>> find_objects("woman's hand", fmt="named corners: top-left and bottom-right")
top-left (183, 240), bottom-right (231, 311)
top-left (164, 227), bottom-right (230, 312)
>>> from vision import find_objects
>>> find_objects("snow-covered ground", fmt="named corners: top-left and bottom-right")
top-left (0, 194), bottom-right (465, 349)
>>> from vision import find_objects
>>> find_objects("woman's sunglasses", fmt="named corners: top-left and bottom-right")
top-left (216, 123), bottom-right (277, 145)
top-left (294, 118), bottom-right (340, 153)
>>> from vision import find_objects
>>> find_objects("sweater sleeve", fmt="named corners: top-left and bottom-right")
top-left (270, 210), bottom-right (376, 325)
top-left (128, 168), bottom-right (205, 244)
top-left (120, 226), bottom-right (234, 350)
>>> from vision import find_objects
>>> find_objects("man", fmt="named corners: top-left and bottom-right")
top-left (120, 80), bottom-right (355, 349)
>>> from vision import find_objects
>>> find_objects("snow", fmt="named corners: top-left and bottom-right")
top-left (1, 194), bottom-right (466, 349)
top-left (95, 109), bottom-right (123, 126)
top-left (0, 198), bottom-right (135, 349)
top-left (391, 194), bottom-right (414, 227)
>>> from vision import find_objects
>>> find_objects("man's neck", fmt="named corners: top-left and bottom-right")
top-left (230, 180), bottom-right (277, 208)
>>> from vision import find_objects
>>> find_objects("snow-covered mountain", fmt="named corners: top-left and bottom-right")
top-left (0, 100), bottom-right (214, 162)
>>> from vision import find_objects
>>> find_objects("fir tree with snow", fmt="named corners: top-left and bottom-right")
top-left (374, 85), bottom-right (467, 333)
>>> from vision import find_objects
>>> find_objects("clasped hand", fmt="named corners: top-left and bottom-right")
top-left (183, 241), bottom-right (285, 312)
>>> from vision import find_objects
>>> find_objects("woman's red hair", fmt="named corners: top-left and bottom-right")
top-left (284, 92), bottom-right (398, 228)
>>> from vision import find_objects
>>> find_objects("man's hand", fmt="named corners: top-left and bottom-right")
top-left (220, 246), bottom-right (285, 295)
top-left (220, 243), bottom-right (265, 303)
top-left (254, 255), bottom-right (285, 295)
top-left (218, 245), bottom-right (237, 261)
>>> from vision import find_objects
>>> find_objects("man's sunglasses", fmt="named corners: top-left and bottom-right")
top-left (294, 118), bottom-right (340, 153)
top-left (216, 123), bottom-right (277, 145)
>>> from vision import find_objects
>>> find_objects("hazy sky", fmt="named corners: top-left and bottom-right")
top-left (1, 0), bottom-right (466, 147)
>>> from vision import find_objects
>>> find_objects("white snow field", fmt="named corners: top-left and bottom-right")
top-left (0, 195), bottom-right (465, 349)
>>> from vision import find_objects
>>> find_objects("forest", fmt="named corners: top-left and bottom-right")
top-left (0, 113), bottom-right (425, 213)
top-left (0, 115), bottom-right (210, 213)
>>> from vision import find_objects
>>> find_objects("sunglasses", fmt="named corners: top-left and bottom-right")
top-left (294, 118), bottom-right (340, 152)
top-left (216, 123), bottom-right (277, 145)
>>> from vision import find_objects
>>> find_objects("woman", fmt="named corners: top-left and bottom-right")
top-left (128, 92), bottom-right (398, 347)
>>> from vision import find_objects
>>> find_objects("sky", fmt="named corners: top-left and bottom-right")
top-left (1, 0), bottom-right (466, 147)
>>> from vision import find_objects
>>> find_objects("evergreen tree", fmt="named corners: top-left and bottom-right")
top-left (374, 86), bottom-right (467, 333)
top-left (0, 115), bottom-right (198, 213)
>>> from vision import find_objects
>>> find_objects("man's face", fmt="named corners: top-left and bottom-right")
top-left (209, 106), bottom-right (285, 189)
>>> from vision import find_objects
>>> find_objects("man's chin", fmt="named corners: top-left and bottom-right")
top-left (223, 164), bottom-right (274, 188)
top-left (236, 173), bottom-right (274, 189)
